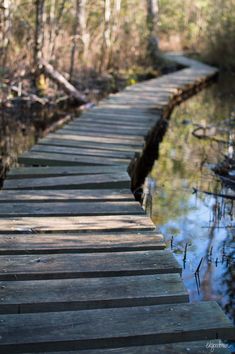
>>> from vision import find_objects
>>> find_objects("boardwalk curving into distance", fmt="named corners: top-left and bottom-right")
top-left (0, 54), bottom-right (234, 353)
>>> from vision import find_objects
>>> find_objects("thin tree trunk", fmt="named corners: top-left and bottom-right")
top-left (0, 0), bottom-right (12, 66)
top-left (48, 0), bottom-right (56, 60)
top-left (69, 0), bottom-right (87, 79)
top-left (146, 0), bottom-right (159, 65)
top-left (79, 0), bottom-right (88, 61)
top-left (69, 0), bottom-right (80, 80)
top-left (50, 0), bottom-right (67, 60)
top-left (104, 0), bottom-right (111, 48)
top-left (100, 0), bottom-right (111, 72)
top-left (112, 0), bottom-right (121, 42)
top-left (109, 0), bottom-right (122, 66)
top-left (34, 0), bottom-right (45, 69)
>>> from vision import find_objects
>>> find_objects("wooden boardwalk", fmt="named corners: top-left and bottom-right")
top-left (0, 54), bottom-right (234, 353)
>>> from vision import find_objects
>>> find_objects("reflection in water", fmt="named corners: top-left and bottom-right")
top-left (145, 74), bottom-right (235, 324)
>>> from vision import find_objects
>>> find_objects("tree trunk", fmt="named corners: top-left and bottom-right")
top-left (47, 0), bottom-right (56, 61)
top-left (50, 0), bottom-right (67, 60)
top-left (146, 0), bottom-right (159, 65)
top-left (34, 0), bottom-right (45, 69)
top-left (100, 0), bottom-right (111, 72)
top-left (69, 0), bottom-right (87, 79)
top-left (78, 0), bottom-right (88, 61)
top-left (109, 0), bottom-right (122, 67)
top-left (69, 0), bottom-right (80, 80)
top-left (112, 0), bottom-right (121, 42)
top-left (0, 0), bottom-right (12, 66)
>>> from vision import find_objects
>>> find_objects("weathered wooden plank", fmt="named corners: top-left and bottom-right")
top-left (0, 302), bottom-right (233, 352)
top-left (97, 102), bottom-right (160, 109)
top-left (84, 107), bottom-right (156, 117)
top-left (58, 127), bottom-right (146, 140)
top-left (0, 215), bottom-right (155, 233)
top-left (6, 165), bottom-right (127, 179)
top-left (0, 231), bottom-right (165, 254)
top-left (0, 201), bottom-right (144, 217)
top-left (0, 250), bottom-right (181, 280)
top-left (31, 144), bottom-right (135, 159)
top-left (18, 151), bottom-right (130, 167)
top-left (70, 117), bottom-right (153, 127)
top-left (3, 173), bottom-right (131, 190)
top-left (0, 274), bottom-right (188, 314)
top-left (28, 341), bottom-right (231, 353)
top-left (38, 137), bottom-right (141, 153)
top-left (79, 109), bottom-right (155, 117)
top-left (0, 189), bottom-right (134, 202)
top-left (64, 123), bottom-right (150, 136)
top-left (72, 116), bottom-right (156, 128)
top-left (47, 132), bottom-right (144, 148)
top-left (103, 97), bottom-right (160, 106)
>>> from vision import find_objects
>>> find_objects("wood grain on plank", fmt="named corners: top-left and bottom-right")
top-left (0, 189), bottom-right (134, 202)
top-left (6, 165), bottom-right (127, 179)
top-left (38, 137), bottom-right (141, 153)
top-left (0, 231), bottom-right (165, 254)
top-left (3, 173), bottom-right (131, 190)
top-left (0, 201), bottom-right (144, 217)
top-left (58, 127), bottom-right (146, 140)
top-left (0, 250), bottom-right (181, 280)
top-left (0, 302), bottom-right (233, 352)
top-left (18, 151), bottom-right (130, 167)
top-left (83, 108), bottom-right (156, 117)
top-left (0, 215), bottom-right (155, 233)
top-left (0, 274), bottom-right (188, 314)
top-left (70, 117), bottom-right (152, 128)
top-left (31, 144), bottom-right (135, 159)
top-left (63, 124), bottom-right (149, 136)
top-left (72, 117), bottom-right (155, 127)
top-left (46, 132), bottom-right (144, 147)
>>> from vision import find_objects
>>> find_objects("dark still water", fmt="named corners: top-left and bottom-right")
top-left (144, 74), bottom-right (235, 323)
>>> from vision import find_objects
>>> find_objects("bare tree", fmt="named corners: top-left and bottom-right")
top-left (109, 0), bottom-right (122, 66)
top-left (78, 0), bottom-right (88, 60)
top-left (0, 0), bottom-right (12, 66)
top-left (112, 0), bottom-right (122, 43)
top-left (49, 0), bottom-right (67, 61)
top-left (100, 0), bottom-right (111, 71)
top-left (34, 0), bottom-right (45, 69)
top-left (69, 0), bottom-right (87, 79)
top-left (146, 0), bottom-right (159, 65)
top-left (47, 0), bottom-right (56, 60)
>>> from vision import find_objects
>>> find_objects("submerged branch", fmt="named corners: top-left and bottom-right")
top-left (193, 187), bottom-right (235, 200)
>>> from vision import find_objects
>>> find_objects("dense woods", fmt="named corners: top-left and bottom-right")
top-left (0, 0), bottom-right (235, 181)
top-left (1, 0), bottom-right (158, 99)
top-left (1, 0), bottom-right (235, 102)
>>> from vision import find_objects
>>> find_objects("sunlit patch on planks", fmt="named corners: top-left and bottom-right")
top-left (0, 54), bottom-right (234, 353)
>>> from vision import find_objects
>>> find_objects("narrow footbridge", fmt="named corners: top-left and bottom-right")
top-left (0, 54), bottom-right (234, 353)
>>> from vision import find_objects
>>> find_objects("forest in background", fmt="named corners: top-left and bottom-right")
top-left (0, 0), bottom-right (235, 182)
top-left (1, 0), bottom-right (235, 102)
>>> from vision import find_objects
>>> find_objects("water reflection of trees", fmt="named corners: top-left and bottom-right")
top-left (223, 230), bottom-right (235, 324)
top-left (150, 76), bottom-right (235, 226)
top-left (223, 230), bottom-right (235, 323)
top-left (148, 77), bottom-right (235, 322)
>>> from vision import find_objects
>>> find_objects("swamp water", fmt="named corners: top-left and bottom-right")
top-left (145, 75), bottom-right (235, 324)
